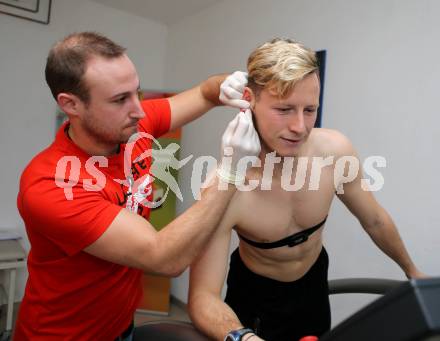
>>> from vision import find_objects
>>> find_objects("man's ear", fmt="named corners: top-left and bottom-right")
top-left (243, 87), bottom-right (256, 110)
top-left (57, 93), bottom-right (83, 117)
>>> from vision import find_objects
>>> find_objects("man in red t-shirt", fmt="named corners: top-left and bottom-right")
top-left (15, 32), bottom-right (259, 340)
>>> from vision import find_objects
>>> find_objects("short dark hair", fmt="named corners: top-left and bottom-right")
top-left (45, 32), bottom-right (126, 103)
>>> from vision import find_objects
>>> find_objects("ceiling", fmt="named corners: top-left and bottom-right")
top-left (91, 0), bottom-right (222, 26)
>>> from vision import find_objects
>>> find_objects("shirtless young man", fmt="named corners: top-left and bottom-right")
top-left (188, 38), bottom-right (424, 341)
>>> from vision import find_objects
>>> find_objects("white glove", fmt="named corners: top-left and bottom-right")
top-left (217, 109), bottom-right (261, 184)
top-left (219, 71), bottom-right (250, 109)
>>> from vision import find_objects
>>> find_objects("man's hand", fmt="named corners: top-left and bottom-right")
top-left (217, 108), bottom-right (261, 184)
top-left (219, 71), bottom-right (250, 109)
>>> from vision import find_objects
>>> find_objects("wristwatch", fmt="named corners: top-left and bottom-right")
top-left (224, 328), bottom-right (254, 341)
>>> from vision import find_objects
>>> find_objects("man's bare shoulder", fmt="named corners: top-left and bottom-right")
top-left (310, 128), bottom-right (355, 157)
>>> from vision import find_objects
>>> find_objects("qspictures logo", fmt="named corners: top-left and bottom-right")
top-left (54, 132), bottom-right (387, 206)
top-left (54, 132), bottom-right (192, 209)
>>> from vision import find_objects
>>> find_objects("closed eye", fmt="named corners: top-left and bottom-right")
top-left (276, 107), bottom-right (292, 113)
top-left (113, 96), bottom-right (127, 104)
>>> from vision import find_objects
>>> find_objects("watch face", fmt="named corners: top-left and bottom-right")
top-left (224, 332), bottom-right (239, 341)
top-left (224, 328), bottom-right (253, 341)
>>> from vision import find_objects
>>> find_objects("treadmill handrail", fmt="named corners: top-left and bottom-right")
top-left (328, 278), bottom-right (405, 295)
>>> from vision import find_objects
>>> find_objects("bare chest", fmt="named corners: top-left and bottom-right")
top-left (234, 166), bottom-right (336, 243)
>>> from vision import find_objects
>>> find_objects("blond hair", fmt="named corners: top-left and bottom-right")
top-left (247, 38), bottom-right (318, 98)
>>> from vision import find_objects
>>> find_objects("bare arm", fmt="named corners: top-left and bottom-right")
top-left (84, 105), bottom-right (260, 276)
top-left (335, 133), bottom-right (422, 278)
top-left (84, 177), bottom-right (235, 276)
top-left (168, 74), bottom-right (227, 131)
top-left (188, 206), bottom-right (254, 341)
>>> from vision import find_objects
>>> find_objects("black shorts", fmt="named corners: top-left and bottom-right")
top-left (225, 247), bottom-right (331, 341)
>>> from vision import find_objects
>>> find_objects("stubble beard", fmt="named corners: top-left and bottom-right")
top-left (82, 111), bottom-right (126, 146)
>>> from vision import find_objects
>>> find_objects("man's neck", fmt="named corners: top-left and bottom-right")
top-left (67, 124), bottom-right (119, 156)
top-left (257, 141), bottom-right (310, 179)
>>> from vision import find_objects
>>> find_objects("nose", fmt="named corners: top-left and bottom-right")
top-left (287, 111), bottom-right (306, 135)
top-left (129, 95), bottom-right (145, 119)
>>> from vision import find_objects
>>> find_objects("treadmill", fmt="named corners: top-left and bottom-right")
top-left (132, 277), bottom-right (440, 341)
top-left (321, 277), bottom-right (440, 341)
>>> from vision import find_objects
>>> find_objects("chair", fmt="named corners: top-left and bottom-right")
top-left (0, 240), bottom-right (26, 340)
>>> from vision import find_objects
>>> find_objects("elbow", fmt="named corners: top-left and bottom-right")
top-left (157, 255), bottom-right (188, 276)
top-left (143, 259), bottom-right (187, 277)
top-left (364, 212), bottom-right (387, 232)
top-left (139, 236), bottom-right (188, 277)
top-left (166, 266), bottom-right (186, 278)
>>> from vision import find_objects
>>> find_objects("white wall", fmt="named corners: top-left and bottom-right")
top-left (0, 0), bottom-right (167, 301)
top-left (2, 0), bottom-right (440, 330)
top-left (165, 0), bottom-right (440, 326)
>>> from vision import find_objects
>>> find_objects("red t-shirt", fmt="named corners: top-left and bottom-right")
top-left (15, 99), bottom-right (171, 340)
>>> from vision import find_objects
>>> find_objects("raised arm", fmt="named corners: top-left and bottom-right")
top-left (85, 176), bottom-right (234, 276)
top-left (84, 109), bottom-right (260, 277)
top-left (168, 71), bottom-right (249, 131)
top-left (334, 132), bottom-right (424, 279)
